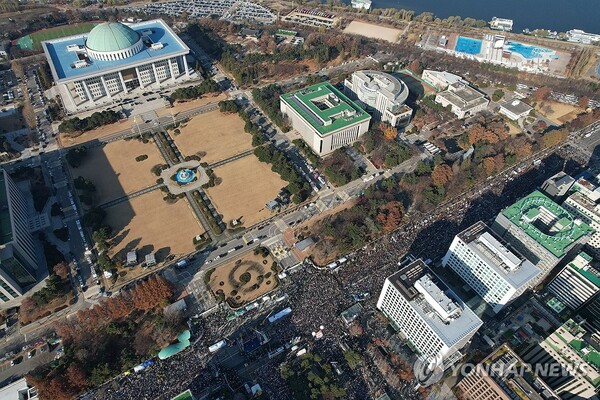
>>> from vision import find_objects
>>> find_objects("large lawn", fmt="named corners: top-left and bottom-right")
top-left (171, 110), bottom-right (252, 164)
top-left (206, 156), bottom-right (286, 228)
top-left (69, 139), bottom-right (163, 205)
top-left (105, 190), bottom-right (203, 262)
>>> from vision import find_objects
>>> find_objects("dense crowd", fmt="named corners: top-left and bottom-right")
top-left (84, 144), bottom-right (585, 400)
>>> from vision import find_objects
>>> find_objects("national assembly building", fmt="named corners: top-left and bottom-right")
top-left (42, 19), bottom-right (192, 113)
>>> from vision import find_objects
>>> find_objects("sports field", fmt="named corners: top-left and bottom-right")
top-left (171, 110), bottom-right (252, 164)
top-left (69, 139), bottom-right (163, 205)
top-left (105, 190), bottom-right (202, 262)
top-left (344, 20), bottom-right (401, 43)
top-left (17, 23), bottom-right (96, 51)
top-left (206, 156), bottom-right (286, 228)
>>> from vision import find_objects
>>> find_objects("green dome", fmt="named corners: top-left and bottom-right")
top-left (86, 22), bottom-right (140, 53)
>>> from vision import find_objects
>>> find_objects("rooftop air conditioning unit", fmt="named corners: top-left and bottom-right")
top-left (150, 42), bottom-right (164, 50)
top-left (73, 60), bottom-right (88, 69)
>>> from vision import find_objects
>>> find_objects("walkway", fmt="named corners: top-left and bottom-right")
top-left (207, 148), bottom-right (254, 169)
top-left (99, 183), bottom-right (164, 209)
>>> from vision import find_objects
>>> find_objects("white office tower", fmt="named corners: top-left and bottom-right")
top-left (344, 70), bottom-right (413, 127)
top-left (377, 259), bottom-right (482, 368)
top-left (547, 252), bottom-right (599, 310)
top-left (491, 190), bottom-right (594, 285)
top-left (563, 179), bottom-right (600, 258)
top-left (442, 222), bottom-right (540, 313)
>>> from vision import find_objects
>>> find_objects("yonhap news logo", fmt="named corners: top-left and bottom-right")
top-left (413, 353), bottom-right (444, 387)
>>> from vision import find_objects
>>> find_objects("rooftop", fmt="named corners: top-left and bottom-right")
top-left (501, 190), bottom-right (594, 257)
top-left (387, 260), bottom-right (482, 347)
top-left (499, 99), bottom-right (533, 115)
top-left (458, 222), bottom-right (540, 288)
top-left (281, 82), bottom-right (371, 136)
top-left (448, 81), bottom-right (485, 103)
top-left (553, 320), bottom-right (600, 384)
top-left (546, 171), bottom-right (575, 188)
top-left (423, 69), bottom-right (464, 86)
top-left (42, 19), bottom-right (189, 82)
top-left (437, 82), bottom-right (488, 111)
top-left (478, 345), bottom-right (558, 400)
top-left (567, 252), bottom-right (600, 288)
top-left (352, 70), bottom-right (408, 103)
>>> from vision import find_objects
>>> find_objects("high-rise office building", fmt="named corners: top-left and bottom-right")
top-left (377, 259), bottom-right (482, 368)
top-left (0, 169), bottom-right (38, 303)
top-left (442, 222), bottom-right (540, 313)
top-left (492, 190), bottom-right (594, 285)
top-left (578, 292), bottom-right (600, 334)
top-left (563, 190), bottom-right (600, 258)
top-left (547, 252), bottom-right (599, 310)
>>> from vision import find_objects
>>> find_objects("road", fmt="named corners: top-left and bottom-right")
top-left (0, 344), bottom-right (57, 387)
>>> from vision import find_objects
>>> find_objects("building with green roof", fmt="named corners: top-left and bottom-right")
top-left (492, 190), bottom-right (594, 285)
top-left (548, 252), bottom-right (600, 310)
top-left (280, 82), bottom-right (371, 155)
top-left (0, 169), bottom-right (38, 305)
top-left (171, 389), bottom-right (195, 400)
top-left (522, 319), bottom-right (600, 398)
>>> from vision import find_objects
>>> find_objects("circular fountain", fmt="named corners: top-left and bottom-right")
top-left (175, 168), bottom-right (196, 185)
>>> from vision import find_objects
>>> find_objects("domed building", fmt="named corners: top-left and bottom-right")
top-left (344, 70), bottom-right (413, 128)
top-left (85, 22), bottom-right (144, 61)
top-left (41, 19), bottom-right (191, 113)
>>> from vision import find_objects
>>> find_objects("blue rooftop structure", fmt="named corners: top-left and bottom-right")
top-left (42, 19), bottom-right (188, 83)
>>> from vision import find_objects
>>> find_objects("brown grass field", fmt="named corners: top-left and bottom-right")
top-left (208, 251), bottom-right (278, 307)
top-left (105, 190), bottom-right (202, 262)
top-left (206, 156), bottom-right (286, 227)
top-left (69, 139), bottom-right (163, 204)
top-left (172, 110), bottom-right (253, 164)
top-left (535, 101), bottom-right (582, 124)
top-left (343, 20), bottom-right (401, 43)
top-left (60, 119), bottom-right (133, 147)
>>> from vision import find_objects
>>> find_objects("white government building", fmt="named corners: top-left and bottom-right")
top-left (434, 81), bottom-right (489, 119)
top-left (343, 70), bottom-right (413, 128)
top-left (442, 222), bottom-right (540, 313)
top-left (42, 19), bottom-right (192, 113)
top-left (280, 82), bottom-right (371, 156)
top-left (498, 99), bottom-right (533, 121)
top-left (421, 69), bottom-right (465, 91)
top-left (377, 259), bottom-right (482, 368)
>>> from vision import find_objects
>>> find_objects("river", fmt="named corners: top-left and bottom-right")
top-left (369, 0), bottom-right (600, 34)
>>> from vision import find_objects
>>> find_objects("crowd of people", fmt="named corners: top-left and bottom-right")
top-left (83, 145), bottom-right (584, 400)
